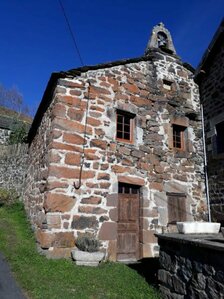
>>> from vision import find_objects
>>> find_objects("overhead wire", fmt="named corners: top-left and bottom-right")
top-left (58, 0), bottom-right (90, 189)
top-left (58, 0), bottom-right (84, 66)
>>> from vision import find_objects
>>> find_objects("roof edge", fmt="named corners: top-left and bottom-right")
top-left (195, 18), bottom-right (224, 82)
top-left (27, 72), bottom-right (65, 143)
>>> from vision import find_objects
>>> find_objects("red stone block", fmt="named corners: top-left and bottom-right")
top-left (81, 196), bottom-right (102, 204)
top-left (87, 117), bottom-right (102, 127)
top-left (59, 80), bottom-right (84, 89)
top-left (36, 230), bottom-right (55, 249)
top-left (53, 232), bottom-right (75, 248)
top-left (49, 152), bottom-right (61, 163)
top-left (69, 89), bottom-right (82, 96)
top-left (50, 141), bottom-right (82, 152)
top-left (97, 173), bottom-right (110, 180)
top-left (52, 103), bottom-right (67, 118)
top-left (89, 85), bottom-right (111, 96)
top-left (57, 95), bottom-right (81, 107)
top-left (112, 165), bottom-right (132, 174)
top-left (63, 132), bottom-right (85, 145)
top-left (52, 117), bottom-right (92, 135)
top-left (90, 139), bottom-right (107, 150)
top-left (65, 153), bottom-right (81, 166)
top-left (44, 192), bottom-right (76, 212)
top-left (46, 181), bottom-right (69, 191)
top-left (118, 175), bottom-right (145, 186)
top-left (123, 83), bottom-right (139, 94)
top-left (67, 108), bottom-right (84, 122)
top-left (78, 206), bottom-right (107, 214)
top-left (49, 165), bottom-right (95, 180)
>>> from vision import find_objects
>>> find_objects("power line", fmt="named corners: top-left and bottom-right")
top-left (58, 0), bottom-right (84, 66)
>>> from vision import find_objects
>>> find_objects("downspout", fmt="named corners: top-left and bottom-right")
top-left (201, 104), bottom-right (211, 222)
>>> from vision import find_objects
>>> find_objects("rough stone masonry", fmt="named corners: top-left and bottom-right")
top-left (24, 23), bottom-right (206, 259)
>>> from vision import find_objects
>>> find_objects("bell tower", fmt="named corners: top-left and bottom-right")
top-left (145, 22), bottom-right (176, 55)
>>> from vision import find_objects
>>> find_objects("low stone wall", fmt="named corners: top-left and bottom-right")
top-left (157, 233), bottom-right (224, 299)
top-left (0, 128), bottom-right (10, 144)
top-left (0, 143), bottom-right (28, 195)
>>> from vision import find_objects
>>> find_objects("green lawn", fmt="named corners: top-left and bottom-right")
top-left (0, 203), bottom-right (160, 299)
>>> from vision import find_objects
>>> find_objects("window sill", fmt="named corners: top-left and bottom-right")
top-left (116, 138), bottom-right (134, 145)
top-left (173, 150), bottom-right (190, 158)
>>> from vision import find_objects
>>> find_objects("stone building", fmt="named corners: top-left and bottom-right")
top-left (25, 23), bottom-right (206, 260)
top-left (195, 18), bottom-right (224, 225)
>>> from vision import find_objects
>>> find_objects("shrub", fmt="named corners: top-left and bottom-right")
top-left (76, 234), bottom-right (101, 252)
top-left (8, 121), bottom-right (28, 144)
top-left (0, 188), bottom-right (19, 206)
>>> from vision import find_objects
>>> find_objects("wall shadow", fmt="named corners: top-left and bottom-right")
top-left (128, 257), bottom-right (159, 288)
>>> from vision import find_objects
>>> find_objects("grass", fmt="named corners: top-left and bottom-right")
top-left (0, 202), bottom-right (161, 299)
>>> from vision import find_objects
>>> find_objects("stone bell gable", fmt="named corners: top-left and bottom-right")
top-left (24, 23), bottom-right (206, 260)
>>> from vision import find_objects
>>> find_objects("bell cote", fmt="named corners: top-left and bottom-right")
top-left (145, 22), bottom-right (176, 55)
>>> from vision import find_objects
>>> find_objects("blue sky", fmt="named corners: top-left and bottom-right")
top-left (0, 0), bottom-right (223, 115)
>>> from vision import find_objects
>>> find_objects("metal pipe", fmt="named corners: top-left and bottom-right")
top-left (201, 104), bottom-right (211, 222)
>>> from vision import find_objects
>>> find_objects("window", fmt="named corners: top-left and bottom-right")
top-left (116, 110), bottom-right (135, 143)
top-left (216, 121), bottom-right (224, 154)
top-left (163, 79), bottom-right (172, 90)
top-left (167, 193), bottom-right (187, 224)
top-left (118, 183), bottom-right (140, 194)
top-left (173, 125), bottom-right (186, 150)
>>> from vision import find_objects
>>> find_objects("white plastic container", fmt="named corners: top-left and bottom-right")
top-left (176, 222), bottom-right (221, 234)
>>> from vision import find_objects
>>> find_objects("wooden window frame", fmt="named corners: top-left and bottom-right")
top-left (118, 182), bottom-right (140, 194)
top-left (173, 124), bottom-right (186, 151)
top-left (116, 110), bottom-right (135, 144)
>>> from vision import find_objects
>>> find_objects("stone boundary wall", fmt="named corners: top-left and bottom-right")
top-left (0, 143), bottom-right (28, 194)
top-left (157, 233), bottom-right (224, 299)
top-left (0, 128), bottom-right (10, 144)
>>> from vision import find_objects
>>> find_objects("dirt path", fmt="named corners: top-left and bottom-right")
top-left (0, 252), bottom-right (26, 299)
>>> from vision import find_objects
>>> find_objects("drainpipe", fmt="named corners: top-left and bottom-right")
top-left (201, 104), bottom-right (211, 222)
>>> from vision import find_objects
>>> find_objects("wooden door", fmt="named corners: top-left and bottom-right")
top-left (117, 184), bottom-right (140, 261)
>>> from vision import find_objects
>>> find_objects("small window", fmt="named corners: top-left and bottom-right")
top-left (118, 183), bottom-right (140, 194)
top-left (167, 193), bottom-right (187, 224)
top-left (216, 121), bottom-right (224, 154)
top-left (163, 79), bottom-right (172, 90)
top-left (116, 110), bottom-right (135, 143)
top-left (173, 125), bottom-right (186, 150)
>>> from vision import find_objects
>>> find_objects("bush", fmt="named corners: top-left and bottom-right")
top-left (76, 234), bottom-right (101, 252)
top-left (0, 188), bottom-right (19, 206)
top-left (8, 121), bottom-right (28, 144)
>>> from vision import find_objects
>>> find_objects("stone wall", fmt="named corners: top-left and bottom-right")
top-left (157, 233), bottom-right (224, 299)
top-left (198, 41), bottom-right (224, 223)
top-left (0, 128), bottom-right (10, 145)
top-left (0, 143), bottom-right (28, 194)
top-left (24, 50), bottom-right (206, 259)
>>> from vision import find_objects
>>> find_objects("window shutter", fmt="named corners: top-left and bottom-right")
top-left (167, 193), bottom-right (187, 223)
